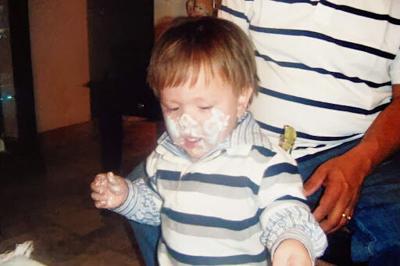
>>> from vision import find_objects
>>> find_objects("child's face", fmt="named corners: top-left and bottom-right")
top-left (160, 68), bottom-right (251, 160)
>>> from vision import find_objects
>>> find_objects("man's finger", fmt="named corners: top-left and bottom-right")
top-left (320, 212), bottom-right (348, 233)
top-left (312, 177), bottom-right (342, 221)
top-left (318, 185), bottom-right (352, 232)
top-left (304, 168), bottom-right (326, 197)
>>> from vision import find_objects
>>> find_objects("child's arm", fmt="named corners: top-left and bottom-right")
top-left (260, 203), bottom-right (326, 265)
top-left (272, 239), bottom-right (312, 266)
top-left (90, 172), bottom-right (128, 209)
top-left (258, 148), bottom-right (327, 264)
top-left (91, 151), bottom-right (163, 225)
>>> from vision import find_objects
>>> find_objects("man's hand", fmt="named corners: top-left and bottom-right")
top-left (304, 85), bottom-right (400, 233)
top-left (303, 147), bottom-right (369, 233)
top-left (90, 172), bottom-right (129, 209)
top-left (273, 239), bottom-right (312, 266)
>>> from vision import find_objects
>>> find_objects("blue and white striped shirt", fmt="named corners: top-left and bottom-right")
top-left (115, 113), bottom-right (327, 265)
top-left (219, 0), bottom-right (400, 158)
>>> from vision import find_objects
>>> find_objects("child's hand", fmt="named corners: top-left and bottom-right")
top-left (90, 172), bottom-right (128, 209)
top-left (272, 239), bottom-right (312, 266)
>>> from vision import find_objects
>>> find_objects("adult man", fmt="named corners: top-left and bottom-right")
top-left (219, 0), bottom-right (400, 264)
top-left (127, 1), bottom-right (399, 265)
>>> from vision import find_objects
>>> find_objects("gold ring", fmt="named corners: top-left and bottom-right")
top-left (342, 213), bottom-right (352, 221)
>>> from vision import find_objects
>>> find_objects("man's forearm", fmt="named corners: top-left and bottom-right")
top-left (353, 84), bottom-right (400, 172)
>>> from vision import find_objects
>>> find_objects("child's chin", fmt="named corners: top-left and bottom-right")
top-left (186, 151), bottom-right (203, 160)
top-left (185, 148), bottom-right (208, 161)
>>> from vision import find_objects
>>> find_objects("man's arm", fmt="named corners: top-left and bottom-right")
top-left (304, 84), bottom-right (400, 233)
top-left (218, 0), bottom-right (252, 34)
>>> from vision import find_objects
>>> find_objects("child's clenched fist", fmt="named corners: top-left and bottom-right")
top-left (90, 172), bottom-right (128, 209)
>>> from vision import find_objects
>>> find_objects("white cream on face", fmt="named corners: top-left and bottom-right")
top-left (203, 108), bottom-right (230, 145)
top-left (165, 107), bottom-right (231, 158)
top-left (164, 114), bottom-right (201, 145)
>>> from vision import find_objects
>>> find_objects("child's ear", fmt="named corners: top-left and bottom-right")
top-left (237, 88), bottom-right (253, 118)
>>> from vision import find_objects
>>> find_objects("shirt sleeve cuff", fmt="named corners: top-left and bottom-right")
top-left (111, 180), bottom-right (138, 217)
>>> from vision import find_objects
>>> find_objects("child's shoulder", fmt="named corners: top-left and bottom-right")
top-left (249, 141), bottom-right (297, 170)
top-left (251, 144), bottom-right (276, 158)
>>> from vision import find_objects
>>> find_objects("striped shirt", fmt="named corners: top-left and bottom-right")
top-left (219, 0), bottom-right (400, 158)
top-left (115, 113), bottom-right (327, 265)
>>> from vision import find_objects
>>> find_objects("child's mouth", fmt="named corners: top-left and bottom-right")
top-left (183, 136), bottom-right (202, 149)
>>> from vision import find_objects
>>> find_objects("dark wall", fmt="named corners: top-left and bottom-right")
top-left (1, 0), bottom-right (42, 177)
top-left (7, 0), bottom-right (37, 146)
top-left (87, 0), bottom-right (160, 172)
top-left (87, 0), bottom-right (160, 119)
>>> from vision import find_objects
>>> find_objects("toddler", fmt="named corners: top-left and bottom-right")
top-left (91, 16), bottom-right (327, 265)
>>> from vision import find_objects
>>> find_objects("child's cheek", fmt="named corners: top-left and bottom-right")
top-left (165, 115), bottom-right (181, 142)
top-left (202, 108), bottom-right (230, 145)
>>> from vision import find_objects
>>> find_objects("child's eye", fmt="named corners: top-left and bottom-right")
top-left (199, 106), bottom-right (212, 110)
top-left (167, 107), bottom-right (179, 112)
top-left (163, 104), bottom-right (179, 112)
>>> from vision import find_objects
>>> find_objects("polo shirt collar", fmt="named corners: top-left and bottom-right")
top-left (155, 112), bottom-right (272, 160)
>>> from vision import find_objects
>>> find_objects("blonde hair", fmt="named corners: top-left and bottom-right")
top-left (147, 16), bottom-right (258, 98)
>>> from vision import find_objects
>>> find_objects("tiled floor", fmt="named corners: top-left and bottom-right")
top-left (0, 118), bottom-right (159, 265)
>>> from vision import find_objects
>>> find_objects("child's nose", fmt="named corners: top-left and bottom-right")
top-left (179, 106), bottom-right (200, 120)
top-left (179, 113), bottom-right (199, 128)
